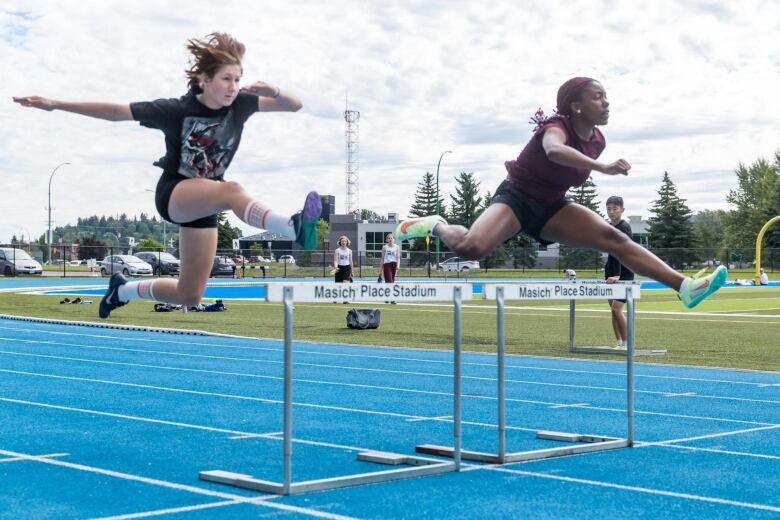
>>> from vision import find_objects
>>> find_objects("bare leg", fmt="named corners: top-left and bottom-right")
top-left (540, 203), bottom-right (685, 290)
top-left (435, 203), bottom-right (522, 260)
top-left (167, 179), bottom-right (253, 224)
top-left (147, 227), bottom-right (217, 306)
top-left (609, 300), bottom-right (627, 342)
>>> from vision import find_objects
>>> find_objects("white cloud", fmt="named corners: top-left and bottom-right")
top-left (2, 0), bottom-right (778, 243)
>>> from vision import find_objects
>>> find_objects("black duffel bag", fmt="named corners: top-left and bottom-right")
top-left (346, 308), bottom-right (381, 329)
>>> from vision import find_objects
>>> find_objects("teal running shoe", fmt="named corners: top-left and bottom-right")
top-left (678, 265), bottom-right (728, 308)
top-left (394, 215), bottom-right (447, 242)
top-left (291, 191), bottom-right (322, 250)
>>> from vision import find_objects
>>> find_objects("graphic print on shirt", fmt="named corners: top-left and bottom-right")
top-left (179, 112), bottom-right (238, 179)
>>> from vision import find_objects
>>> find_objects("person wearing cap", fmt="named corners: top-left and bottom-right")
top-left (396, 77), bottom-right (727, 309)
top-left (604, 196), bottom-right (634, 348)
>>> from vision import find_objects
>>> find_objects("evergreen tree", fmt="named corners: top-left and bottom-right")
top-left (216, 212), bottom-right (242, 251)
top-left (559, 177), bottom-right (603, 269)
top-left (647, 172), bottom-right (698, 268)
top-left (448, 172), bottom-right (482, 228)
top-left (692, 209), bottom-right (729, 261)
top-left (409, 172), bottom-right (446, 217)
top-left (762, 150), bottom-right (780, 250)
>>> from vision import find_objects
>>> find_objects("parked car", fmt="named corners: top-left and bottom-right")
top-left (232, 255), bottom-right (246, 265)
top-left (278, 255), bottom-right (296, 264)
top-left (249, 255), bottom-right (271, 263)
top-left (135, 251), bottom-right (181, 276)
top-left (436, 257), bottom-right (480, 273)
top-left (212, 256), bottom-right (236, 277)
top-left (0, 247), bottom-right (43, 276)
top-left (100, 255), bottom-right (153, 276)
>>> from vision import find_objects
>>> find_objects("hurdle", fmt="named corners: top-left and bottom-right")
top-left (200, 282), bottom-right (471, 495)
top-left (568, 283), bottom-right (665, 356)
top-left (416, 281), bottom-right (638, 464)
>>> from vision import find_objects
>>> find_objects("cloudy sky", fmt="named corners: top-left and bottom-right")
top-left (2, 0), bottom-right (779, 244)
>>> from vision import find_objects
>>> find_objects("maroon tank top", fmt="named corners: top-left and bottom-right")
top-left (505, 116), bottom-right (606, 204)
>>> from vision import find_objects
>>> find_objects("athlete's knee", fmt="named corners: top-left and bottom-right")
top-left (177, 286), bottom-right (204, 307)
top-left (220, 180), bottom-right (247, 201)
top-left (453, 234), bottom-right (492, 260)
top-left (602, 226), bottom-right (631, 252)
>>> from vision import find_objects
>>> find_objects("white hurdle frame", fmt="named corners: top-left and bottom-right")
top-left (200, 282), bottom-right (471, 495)
top-left (417, 281), bottom-right (639, 464)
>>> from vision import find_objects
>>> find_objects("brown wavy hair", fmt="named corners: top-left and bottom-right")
top-left (185, 32), bottom-right (246, 93)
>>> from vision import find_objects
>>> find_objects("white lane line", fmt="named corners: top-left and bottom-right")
top-left (646, 424), bottom-right (780, 446)
top-left (663, 392), bottom-right (697, 397)
top-left (5, 365), bottom-right (776, 430)
top-left (0, 452), bottom-right (68, 463)
top-left (3, 339), bottom-right (780, 406)
top-left (549, 403), bottom-right (589, 409)
top-left (2, 366), bottom-right (776, 429)
top-left (94, 497), bottom-right (355, 520)
top-left (653, 443), bottom-right (780, 461)
top-left (483, 465), bottom-right (780, 513)
top-left (0, 326), bottom-right (780, 386)
top-left (0, 449), bottom-right (354, 520)
top-left (229, 432), bottom-right (283, 440)
top-left (406, 415), bottom-right (452, 423)
top-left (2, 324), bottom-right (779, 387)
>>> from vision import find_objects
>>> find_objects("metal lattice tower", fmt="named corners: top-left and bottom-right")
top-left (344, 99), bottom-right (360, 214)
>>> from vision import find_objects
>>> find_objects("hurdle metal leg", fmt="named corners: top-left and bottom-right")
top-left (200, 284), bottom-right (464, 495)
top-left (417, 283), bottom-right (636, 465)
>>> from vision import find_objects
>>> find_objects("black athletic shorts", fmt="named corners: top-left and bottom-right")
top-left (335, 265), bottom-right (353, 283)
top-left (155, 174), bottom-right (219, 229)
top-left (605, 273), bottom-right (636, 304)
top-left (490, 179), bottom-right (571, 245)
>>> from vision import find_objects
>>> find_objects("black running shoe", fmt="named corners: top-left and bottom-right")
top-left (99, 273), bottom-right (128, 319)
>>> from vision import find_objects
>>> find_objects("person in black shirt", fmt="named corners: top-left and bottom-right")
top-left (15, 32), bottom-right (322, 318)
top-left (604, 196), bottom-right (635, 348)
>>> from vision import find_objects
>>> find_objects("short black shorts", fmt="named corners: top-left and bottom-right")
top-left (605, 274), bottom-right (635, 304)
top-left (335, 265), bottom-right (353, 283)
top-left (490, 179), bottom-right (571, 245)
top-left (155, 174), bottom-right (219, 229)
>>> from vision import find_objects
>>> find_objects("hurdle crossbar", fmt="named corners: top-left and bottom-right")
top-left (200, 282), bottom-right (470, 495)
top-left (416, 282), bottom-right (638, 464)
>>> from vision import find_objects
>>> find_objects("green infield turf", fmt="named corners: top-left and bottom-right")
top-left (0, 285), bottom-right (777, 371)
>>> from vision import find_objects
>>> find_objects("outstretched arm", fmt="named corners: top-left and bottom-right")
top-left (542, 127), bottom-right (630, 175)
top-left (240, 82), bottom-right (302, 112)
top-left (13, 96), bottom-right (133, 121)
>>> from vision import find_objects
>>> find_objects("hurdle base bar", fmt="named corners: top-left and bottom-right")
top-left (571, 346), bottom-right (666, 356)
top-left (200, 452), bottom-right (454, 495)
top-left (416, 434), bottom-right (628, 464)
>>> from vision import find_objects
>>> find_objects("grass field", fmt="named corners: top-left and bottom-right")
top-left (1, 282), bottom-right (777, 372)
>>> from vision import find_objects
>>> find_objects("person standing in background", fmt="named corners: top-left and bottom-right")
top-left (604, 196), bottom-right (634, 348)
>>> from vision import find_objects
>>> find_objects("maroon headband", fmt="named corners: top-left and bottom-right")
top-left (556, 77), bottom-right (596, 116)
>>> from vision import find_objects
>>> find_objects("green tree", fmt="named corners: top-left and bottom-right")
top-left (692, 209), bottom-right (729, 261)
top-left (316, 218), bottom-right (330, 250)
top-left (559, 177), bottom-right (603, 269)
top-left (78, 235), bottom-right (107, 260)
top-left (762, 150), bottom-right (780, 250)
top-left (725, 155), bottom-right (779, 255)
top-left (216, 212), bottom-right (242, 251)
top-left (409, 172), bottom-right (446, 218)
top-left (647, 172), bottom-right (698, 268)
top-left (448, 171), bottom-right (482, 228)
top-left (360, 209), bottom-right (383, 221)
top-left (137, 238), bottom-right (164, 251)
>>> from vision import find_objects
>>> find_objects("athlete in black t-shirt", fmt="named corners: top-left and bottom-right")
top-left (604, 196), bottom-right (635, 348)
top-left (14, 32), bottom-right (322, 318)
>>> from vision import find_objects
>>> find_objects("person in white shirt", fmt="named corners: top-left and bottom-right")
top-left (333, 236), bottom-right (354, 283)
top-left (759, 268), bottom-right (769, 285)
top-left (380, 233), bottom-right (401, 283)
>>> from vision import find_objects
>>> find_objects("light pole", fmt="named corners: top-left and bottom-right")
top-left (435, 150), bottom-right (452, 267)
top-left (47, 162), bottom-right (70, 263)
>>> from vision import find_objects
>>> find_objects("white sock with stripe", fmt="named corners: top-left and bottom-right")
top-left (242, 201), bottom-right (295, 237)
top-left (117, 279), bottom-right (157, 302)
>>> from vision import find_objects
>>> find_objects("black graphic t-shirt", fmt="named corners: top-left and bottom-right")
top-left (130, 91), bottom-right (259, 180)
